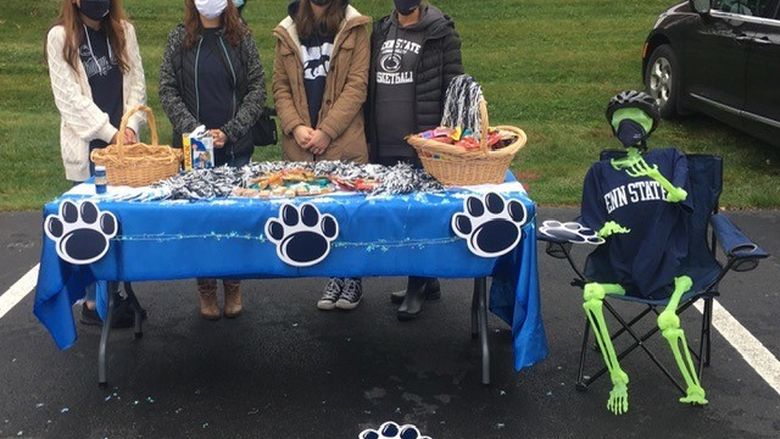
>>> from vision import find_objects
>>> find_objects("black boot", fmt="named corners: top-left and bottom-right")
top-left (390, 278), bottom-right (441, 304)
top-left (397, 277), bottom-right (440, 321)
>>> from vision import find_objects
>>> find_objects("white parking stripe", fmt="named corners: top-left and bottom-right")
top-left (696, 300), bottom-right (780, 396)
top-left (0, 264), bottom-right (39, 319)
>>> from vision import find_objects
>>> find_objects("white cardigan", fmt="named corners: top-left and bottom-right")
top-left (46, 21), bottom-right (147, 182)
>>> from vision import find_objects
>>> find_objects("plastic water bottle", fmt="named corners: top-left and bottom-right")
top-left (94, 166), bottom-right (107, 194)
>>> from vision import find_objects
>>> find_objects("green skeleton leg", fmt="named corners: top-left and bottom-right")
top-left (657, 275), bottom-right (708, 405)
top-left (583, 282), bottom-right (631, 415)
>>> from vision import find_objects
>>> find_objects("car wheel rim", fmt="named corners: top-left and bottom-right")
top-left (649, 57), bottom-right (673, 108)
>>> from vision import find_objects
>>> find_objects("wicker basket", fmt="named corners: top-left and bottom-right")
top-left (406, 100), bottom-right (527, 185)
top-left (91, 105), bottom-right (181, 187)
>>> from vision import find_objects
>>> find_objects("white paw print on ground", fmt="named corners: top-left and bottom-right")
top-left (359, 421), bottom-right (431, 439)
top-left (265, 203), bottom-right (339, 267)
top-left (539, 220), bottom-right (604, 245)
top-left (452, 192), bottom-right (528, 258)
top-left (44, 200), bottom-right (117, 265)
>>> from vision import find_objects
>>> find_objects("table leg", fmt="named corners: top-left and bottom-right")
top-left (98, 281), bottom-right (117, 388)
top-left (123, 282), bottom-right (143, 339)
top-left (477, 277), bottom-right (490, 385)
top-left (471, 280), bottom-right (479, 339)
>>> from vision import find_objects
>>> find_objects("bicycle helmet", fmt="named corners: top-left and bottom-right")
top-left (606, 90), bottom-right (661, 148)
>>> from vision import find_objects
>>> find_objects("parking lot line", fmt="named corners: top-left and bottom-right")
top-left (0, 264), bottom-right (39, 319)
top-left (696, 300), bottom-right (780, 396)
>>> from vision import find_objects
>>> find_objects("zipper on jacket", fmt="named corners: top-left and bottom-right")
top-left (194, 37), bottom-right (204, 120)
top-left (217, 36), bottom-right (238, 162)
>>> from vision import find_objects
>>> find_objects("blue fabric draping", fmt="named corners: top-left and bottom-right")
top-left (34, 176), bottom-right (547, 372)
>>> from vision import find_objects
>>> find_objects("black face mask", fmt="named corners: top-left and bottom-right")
top-left (79, 0), bottom-right (111, 21)
top-left (616, 119), bottom-right (647, 148)
top-left (310, 0), bottom-right (330, 6)
top-left (394, 0), bottom-right (421, 15)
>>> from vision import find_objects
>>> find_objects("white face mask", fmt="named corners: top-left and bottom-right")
top-left (194, 0), bottom-right (227, 20)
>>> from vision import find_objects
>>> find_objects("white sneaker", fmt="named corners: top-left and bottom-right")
top-left (317, 278), bottom-right (344, 310)
top-left (336, 278), bottom-right (363, 310)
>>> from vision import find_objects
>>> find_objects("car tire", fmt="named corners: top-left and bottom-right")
top-left (645, 45), bottom-right (681, 118)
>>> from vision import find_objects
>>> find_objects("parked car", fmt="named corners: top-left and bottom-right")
top-left (642, 0), bottom-right (780, 146)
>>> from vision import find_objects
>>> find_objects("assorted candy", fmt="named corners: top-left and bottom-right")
top-left (415, 126), bottom-right (518, 151)
top-left (149, 161), bottom-right (443, 201)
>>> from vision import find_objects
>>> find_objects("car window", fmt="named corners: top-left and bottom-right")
top-left (713, 0), bottom-right (778, 17)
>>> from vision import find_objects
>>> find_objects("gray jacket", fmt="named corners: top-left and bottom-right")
top-left (159, 24), bottom-right (265, 160)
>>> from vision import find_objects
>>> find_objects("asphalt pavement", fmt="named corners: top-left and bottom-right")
top-left (0, 207), bottom-right (778, 439)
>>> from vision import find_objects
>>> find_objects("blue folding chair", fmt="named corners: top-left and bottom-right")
top-left (539, 151), bottom-right (769, 396)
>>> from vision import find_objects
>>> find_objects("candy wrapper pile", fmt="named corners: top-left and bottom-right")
top-left (415, 126), bottom-right (519, 151)
top-left (144, 161), bottom-right (443, 201)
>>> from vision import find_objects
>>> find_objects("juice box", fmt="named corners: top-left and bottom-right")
top-left (189, 125), bottom-right (215, 170)
top-left (182, 133), bottom-right (193, 171)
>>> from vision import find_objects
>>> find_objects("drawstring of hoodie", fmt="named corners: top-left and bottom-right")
top-left (82, 24), bottom-right (113, 75)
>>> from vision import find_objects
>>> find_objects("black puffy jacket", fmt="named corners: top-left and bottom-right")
top-left (366, 5), bottom-right (464, 161)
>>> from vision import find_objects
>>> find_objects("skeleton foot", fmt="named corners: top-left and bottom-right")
top-left (607, 370), bottom-right (630, 415)
top-left (680, 385), bottom-right (708, 406)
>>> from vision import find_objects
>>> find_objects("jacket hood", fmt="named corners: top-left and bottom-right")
top-left (287, 0), bottom-right (349, 18)
top-left (275, 3), bottom-right (368, 51)
top-left (381, 4), bottom-right (453, 39)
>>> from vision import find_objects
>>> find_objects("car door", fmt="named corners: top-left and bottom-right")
top-left (741, 0), bottom-right (780, 144)
top-left (683, 0), bottom-right (751, 126)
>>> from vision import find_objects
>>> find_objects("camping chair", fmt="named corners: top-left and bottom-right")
top-left (538, 151), bottom-right (769, 396)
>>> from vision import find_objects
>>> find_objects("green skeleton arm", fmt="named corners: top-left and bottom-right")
top-left (611, 147), bottom-right (688, 203)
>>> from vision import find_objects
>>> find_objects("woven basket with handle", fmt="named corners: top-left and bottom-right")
top-left (90, 105), bottom-right (181, 187)
top-left (406, 100), bottom-right (527, 186)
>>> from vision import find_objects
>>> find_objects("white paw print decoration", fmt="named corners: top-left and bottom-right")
top-left (452, 192), bottom-right (528, 258)
top-left (44, 200), bottom-right (118, 265)
top-left (265, 202), bottom-right (339, 267)
top-left (359, 421), bottom-right (431, 439)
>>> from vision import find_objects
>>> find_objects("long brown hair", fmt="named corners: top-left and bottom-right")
top-left (294, 0), bottom-right (346, 40)
top-left (47, 0), bottom-right (130, 73)
top-left (183, 0), bottom-right (248, 49)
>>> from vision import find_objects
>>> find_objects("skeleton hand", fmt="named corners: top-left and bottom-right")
top-left (598, 221), bottom-right (631, 239)
top-left (665, 187), bottom-right (688, 203)
top-left (624, 157), bottom-right (661, 179)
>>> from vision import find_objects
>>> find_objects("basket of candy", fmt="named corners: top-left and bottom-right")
top-left (91, 105), bottom-right (182, 187)
top-left (406, 76), bottom-right (527, 185)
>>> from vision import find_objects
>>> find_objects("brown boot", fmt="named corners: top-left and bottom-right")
top-left (197, 279), bottom-right (220, 320)
top-left (223, 280), bottom-right (242, 318)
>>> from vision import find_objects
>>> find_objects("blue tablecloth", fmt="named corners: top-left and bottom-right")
top-left (34, 177), bottom-right (548, 372)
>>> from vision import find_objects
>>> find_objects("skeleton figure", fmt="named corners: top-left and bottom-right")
top-left (580, 91), bottom-right (706, 414)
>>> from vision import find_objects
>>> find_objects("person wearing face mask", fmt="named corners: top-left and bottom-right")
top-left (45, 0), bottom-right (148, 328)
top-left (159, 0), bottom-right (265, 320)
top-left (273, 0), bottom-right (370, 311)
top-left (366, 0), bottom-right (464, 321)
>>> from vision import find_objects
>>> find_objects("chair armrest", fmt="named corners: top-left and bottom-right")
top-left (710, 214), bottom-right (769, 271)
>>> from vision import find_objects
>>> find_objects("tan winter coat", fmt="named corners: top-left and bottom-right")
top-left (272, 6), bottom-right (370, 163)
top-left (46, 21), bottom-right (146, 182)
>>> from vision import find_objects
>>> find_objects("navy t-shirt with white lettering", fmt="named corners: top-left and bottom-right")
top-left (580, 147), bottom-right (693, 299)
top-left (300, 33), bottom-right (334, 127)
